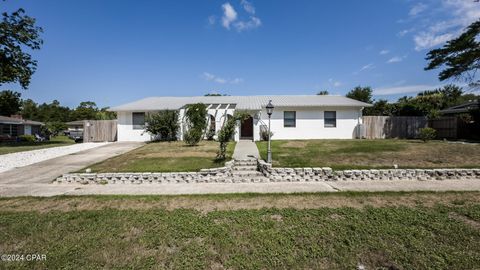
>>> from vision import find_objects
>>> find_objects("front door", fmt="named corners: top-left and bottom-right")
top-left (240, 116), bottom-right (253, 139)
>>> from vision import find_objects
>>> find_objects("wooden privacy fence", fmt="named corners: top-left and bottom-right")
top-left (363, 116), bottom-right (428, 139)
top-left (428, 117), bottom-right (457, 139)
top-left (83, 120), bottom-right (117, 142)
top-left (363, 116), bottom-right (462, 139)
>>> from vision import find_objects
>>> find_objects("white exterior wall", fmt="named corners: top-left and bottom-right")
top-left (255, 106), bottom-right (362, 140)
top-left (116, 107), bottom-right (363, 142)
top-left (117, 111), bottom-right (153, 142)
top-left (207, 108), bottom-right (235, 139)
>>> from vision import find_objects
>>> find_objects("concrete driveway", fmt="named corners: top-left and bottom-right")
top-left (0, 142), bottom-right (143, 184)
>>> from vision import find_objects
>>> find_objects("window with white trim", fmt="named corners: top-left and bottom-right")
top-left (284, 111), bottom-right (296, 127)
top-left (324, 111), bottom-right (336, 128)
top-left (132, 112), bottom-right (145, 129)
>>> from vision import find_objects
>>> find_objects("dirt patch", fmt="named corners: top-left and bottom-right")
top-left (359, 250), bottom-right (400, 270)
top-left (448, 212), bottom-right (480, 230)
top-left (0, 192), bottom-right (479, 213)
top-left (328, 213), bottom-right (345, 220)
top-left (143, 152), bottom-right (214, 158)
top-left (269, 214), bottom-right (283, 222)
top-left (282, 141), bottom-right (308, 148)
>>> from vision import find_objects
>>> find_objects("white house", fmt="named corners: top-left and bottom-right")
top-left (109, 95), bottom-right (371, 142)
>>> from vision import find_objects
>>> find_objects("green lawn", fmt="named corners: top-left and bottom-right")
top-left (0, 135), bottom-right (75, 155)
top-left (257, 139), bottom-right (480, 170)
top-left (88, 140), bottom-right (236, 173)
top-left (0, 192), bottom-right (479, 269)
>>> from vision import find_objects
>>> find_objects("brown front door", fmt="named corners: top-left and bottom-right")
top-left (241, 116), bottom-right (253, 139)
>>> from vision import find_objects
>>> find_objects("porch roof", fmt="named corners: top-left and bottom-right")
top-left (110, 95), bottom-right (371, 111)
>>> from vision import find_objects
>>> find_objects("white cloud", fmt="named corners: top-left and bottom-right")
top-left (208, 15), bottom-right (216, 25)
top-left (221, 3), bottom-right (238, 29)
top-left (408, 0), bottom-right (480, 51)
top-left (414, 32), bottom-right (454, 51)
top-left (387, 56), bottom-right (403, 63)
top-left (379, 49), bottom-right (390, 55)
top-left (234, 17), bottom-right (261, 31)
top-left (230, 78), bottom-right (244, 84)
top-left (354, 63), bottom-right (375, 75)
top-left (202, 72), bottom-right (243, 84)
top-left (213, 1), bottom-right (262, 32)
top-left (328, 78), bottom-right (342, 87)
top-left (241, 0), bottom-right (255, 14)
top-left (374, 84), bottom-right (441, 95)
top-left (397, 28), bottom-right (413, 37)
top-left (409, 3), bottom-right (427, 16)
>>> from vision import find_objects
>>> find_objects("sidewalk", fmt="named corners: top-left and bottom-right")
top-left (1, 180), bottom-right (479, 197)
top-left (233, 140), bottom-right (260, 159)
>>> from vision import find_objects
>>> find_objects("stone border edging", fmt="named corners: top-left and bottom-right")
top-left (56, 160), bottom-right (235, 184)
top-left (55, 159), bottom-right (480, 185)
top-left (257, 160), bottom-right (480, 182)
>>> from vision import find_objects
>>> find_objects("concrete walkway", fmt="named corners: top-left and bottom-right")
top-left (0, 180), bottom-right (479, 197)
top-left (233, 140), bottom-right (260, 159)
top-left (0, 142), bottom-right (143, 184)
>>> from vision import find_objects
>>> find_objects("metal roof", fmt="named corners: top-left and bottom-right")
top-left (0, 116), bottom-right (44, 125)
top-left (439, 100), bottom-right (479, 114)
top-left (109, 95), bottom-right (372, 111)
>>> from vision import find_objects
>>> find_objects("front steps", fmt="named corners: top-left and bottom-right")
top-left (231, 159), bottom-right (268, 183)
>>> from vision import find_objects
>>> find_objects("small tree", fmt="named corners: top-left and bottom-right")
top-left (216, 112), bottom-right (249, 160)
top-left (0, 90), bottom-right (21, 116)
top-left (145, 110), bottom-right (179, 141)
top-left (346, 86), bottom-right (373, 103)
top-left (184, 103), bottom-right (207, 146)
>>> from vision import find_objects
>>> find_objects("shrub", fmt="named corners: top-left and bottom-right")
top-left (45, 121), bottom-right (67, 137)
top-left (260, 129), bottom-right (273, 141)
top-left (145, 110), bottom-right (179, 141)
top-left (18, 134), bottom-right (35, 142)
top-left (184, 128), bottom-right (203, 146)
top-left (183, 103), bottom-right (208, 146)
top-left (206, 129), bottom-right (216, 141)
top-left (419, 127), bottom-right (437, 142)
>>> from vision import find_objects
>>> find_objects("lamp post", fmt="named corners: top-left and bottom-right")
top-left (266, 100), bottom-right (274, 163)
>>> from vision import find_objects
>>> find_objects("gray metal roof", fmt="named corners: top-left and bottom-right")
top-left (439, 100), bottom-right (479, 114)
top-left (110, 95), bottom-right (372, 111)
top-left (0, 116), bottom-right (44, 125)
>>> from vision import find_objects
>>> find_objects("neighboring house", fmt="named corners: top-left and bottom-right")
top-left (439, 100), bottom-right (480, 116)
top-left (0, 115), bottom-right (44, 140)
top-left (109, 95), bottom-right (371, 142)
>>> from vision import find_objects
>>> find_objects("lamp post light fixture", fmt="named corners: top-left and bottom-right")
top-left (266, 100), bottom-right (274, 163)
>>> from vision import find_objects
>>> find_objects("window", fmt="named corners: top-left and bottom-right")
top-left (324, 111), bottom-right (336, 128)
top-left (1, 124), bottom-right (18, 136)
top-left (284, 111), bottom-right (296, 127)
top-left (132, 112), bottom-right (145, 129)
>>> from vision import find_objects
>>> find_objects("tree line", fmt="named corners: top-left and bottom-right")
top-left (0, 90), bottom-right (116, 135)
top-left (340, 84), bottom-right (478, 118)
top-left (0, 90), bottom-right (116, 121)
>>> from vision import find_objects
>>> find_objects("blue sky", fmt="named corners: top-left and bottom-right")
top-left (2, 0), bottom-right (479, 108)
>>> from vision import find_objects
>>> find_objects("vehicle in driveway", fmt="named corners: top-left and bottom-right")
top-left (68, 130), bottom-right (83, 143)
